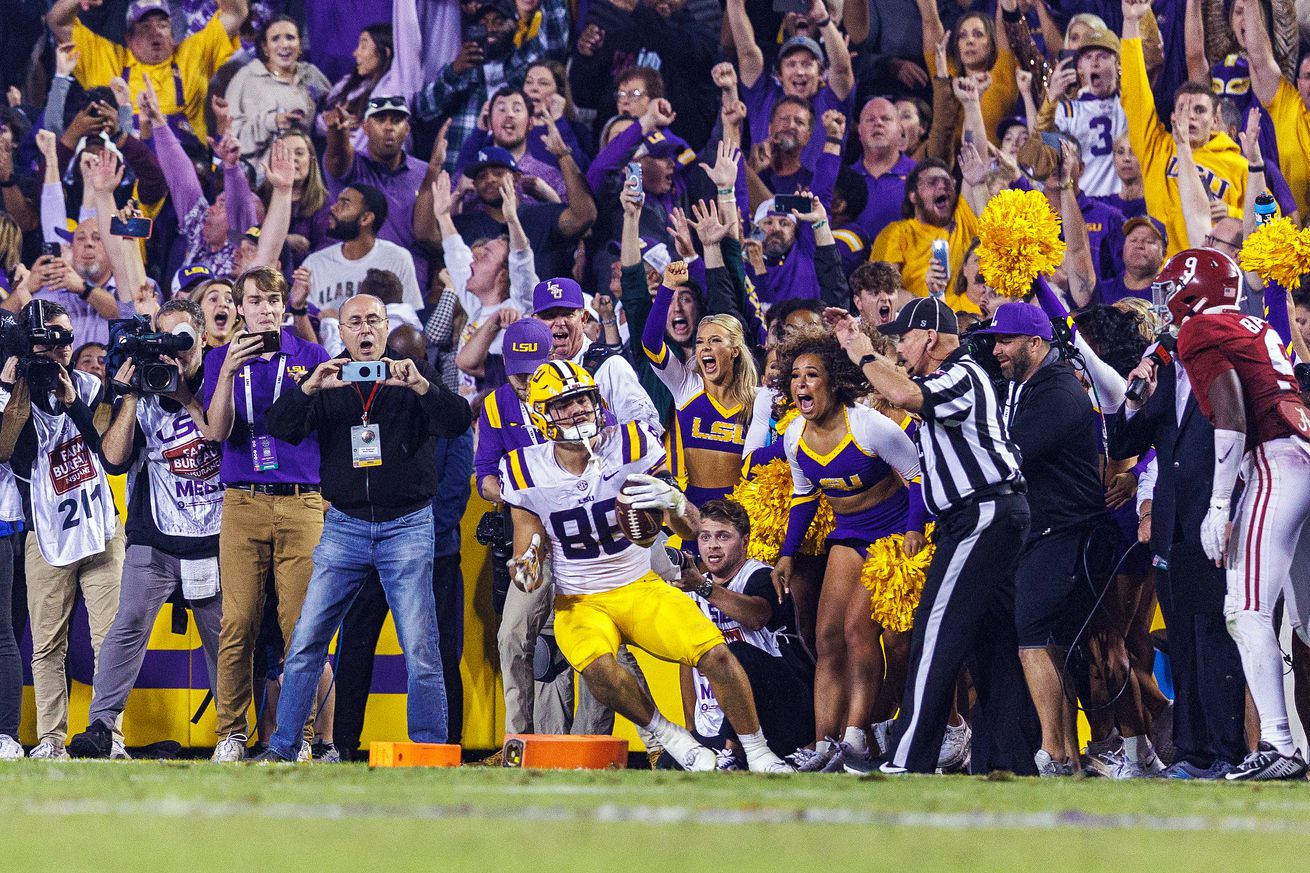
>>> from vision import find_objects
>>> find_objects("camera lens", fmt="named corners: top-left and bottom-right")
top-left (140, 362), bottom-right (177, 393)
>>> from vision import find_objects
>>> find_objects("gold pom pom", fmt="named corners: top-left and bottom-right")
top-left (977, 189), bottom-right (1066, 299)
top-left (857, 524), bottom-right (935, 633)
top-left (730, 458), bottom-right (834, 564)
top-left (1239, 218), bottom-right (1310, 292)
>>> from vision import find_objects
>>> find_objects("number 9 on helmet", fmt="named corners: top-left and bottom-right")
top-left (526, 360), bottom-right (608, 442)
top-left (1152, 247), bottom-right (1242, 327)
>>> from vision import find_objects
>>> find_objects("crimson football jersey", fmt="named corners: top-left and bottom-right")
top-left (1177, 311), bottom-right (1310, 450)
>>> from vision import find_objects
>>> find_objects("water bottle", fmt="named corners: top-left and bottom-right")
top-left (1254, 191), bottom-right (1278, 225)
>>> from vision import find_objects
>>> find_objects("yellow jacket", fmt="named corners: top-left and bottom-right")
top-left (1120, 38), bottom-right (1247, 256)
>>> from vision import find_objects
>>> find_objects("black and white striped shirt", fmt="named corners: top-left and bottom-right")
top-left (913, 349), bottom-right (1024, 515)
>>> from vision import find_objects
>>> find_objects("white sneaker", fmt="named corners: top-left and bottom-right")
top-left (748, 751), bottom-right (796, 773)
top-left (1088, 747), bottom-right (1146, 779)
top-left (29, 740), bottom-right (69, 760)
top-left (1035, 749), bottom-right (1074, 777)
top-left (110, 741), bottom-right (131, 761)
top-left (212, 733), bottom-right (248, 762)
top-left (787, 746), bottom-right (832, 772)
top-left (0, 734), bottom-right (24, 759)
top-left (297, 740), bottom-right (312, 762)
top-left (715, 747), bottom-right (740, 771)
top-left (936, 720), bottom-right (972, 773)
top-left (661, 728), bottom-right (716, 772)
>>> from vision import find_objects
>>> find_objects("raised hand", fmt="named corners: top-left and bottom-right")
top-left (55, 43), bottom-right (80, 78)
top-left (788, 187), bottom-right (828, 224)
top-left (688, 198), bottom-right (730, 246)
top-left (108, 76), bottom-right (131, 114)
top-left (89, 150), bottom-right (124, 195)
top-left (1238, 107), bottom-right (1263, 165)
top-left (668, 207), bottom-right (697, 259)
top-left (711, 61), bottom-right (738, 93)
top-left (1121, 0), bottom-right (1150, 23)
top-left (1045, 57), bottom-right (1078, 103)
top-left (958, 140), bottom-right (988, 186)
top-left (430, 171), bottom-right (453, 218)
top-left (821, 109), bottom-right (846, 142)
top-left (698, 139), bottom-right (740, 189)
top-left (264, 137), bottom-right (295, 191)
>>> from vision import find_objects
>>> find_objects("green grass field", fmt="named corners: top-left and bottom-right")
top-left (3, 762), bottom-right (1310, 871)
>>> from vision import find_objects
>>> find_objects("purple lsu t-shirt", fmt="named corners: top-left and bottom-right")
top-left (202, 329), bottom-right (329, 485)
top-left (743, 77), bottom-right (854, 171)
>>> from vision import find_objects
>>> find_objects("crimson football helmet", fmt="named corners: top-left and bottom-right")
top-left (1152, 248), bottom-right (1242, 326)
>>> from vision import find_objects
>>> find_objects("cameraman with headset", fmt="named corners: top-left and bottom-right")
top-left (0, 299), bottom-right (124, 759)
top-left (976, 301), bottom-right (1126, 777)
top-left (252, 294), bottom-right (471, 761)
top-left (66, 300), bottom-right (224, 758)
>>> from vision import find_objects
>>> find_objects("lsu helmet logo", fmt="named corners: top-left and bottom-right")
top-left (548, 281), bottom-right (563, 299)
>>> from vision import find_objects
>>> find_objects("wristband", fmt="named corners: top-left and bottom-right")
top-left (0, 177), bottom-right (15, 188)
top-left (825, 135), bottom-right (843, 145)
top-left (289, 304), bottom-right (308, 316)
top-left (858, 352), bottom-right (878, 368)
top-left (717, 187), bottom-right (735, 195)
top-left (812, 17), bottom-right (832, 28)
top-left (812, 218), bottom-right (828, 229)
top-left (79, 284), bottom-right (94, 301)
top-left (1248, 163), bottom-right (1265, 173)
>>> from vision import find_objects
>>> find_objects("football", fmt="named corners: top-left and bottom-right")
top-left (615, 478), bottom-right (662, 547)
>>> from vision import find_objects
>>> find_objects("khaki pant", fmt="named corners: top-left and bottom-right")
top-left (214, 488), bottom-right (323, 740)
top-left (26, 521), bottom-right (126, 745)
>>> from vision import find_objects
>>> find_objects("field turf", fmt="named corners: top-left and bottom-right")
top-left (3, 762), bottom-right (1310, 871)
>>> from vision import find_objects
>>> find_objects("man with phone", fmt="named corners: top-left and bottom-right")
top-left (253, 294), bottom-right (471, 761)
top-left (67, 300), bottom-right (224, 758)
top-left (197, 265), bottom-right (330, 762)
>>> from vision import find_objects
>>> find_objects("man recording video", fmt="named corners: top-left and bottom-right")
top-left (68, 300), bottom-right (224, 758)
top-left (0, 299), bottom-right (124, 760)
top-left (253, 294), bottom-right (471, 761)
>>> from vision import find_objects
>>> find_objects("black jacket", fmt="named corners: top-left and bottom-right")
top-left (1007, 355), bottom-right (1107, 538)
top-left (265, 354), bottom-right (472, 522)
top-left (1108, 359), bottom-right (1215, 565)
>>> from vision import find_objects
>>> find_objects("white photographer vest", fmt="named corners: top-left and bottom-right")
top-left (129, 395), bottom-right (223, 539)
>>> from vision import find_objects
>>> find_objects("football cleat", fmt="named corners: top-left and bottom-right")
top-left (1224, 742), bottom-right (1308, 782)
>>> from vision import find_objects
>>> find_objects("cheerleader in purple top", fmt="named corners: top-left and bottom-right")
top-left (771, 328), bottom-right (924, 773)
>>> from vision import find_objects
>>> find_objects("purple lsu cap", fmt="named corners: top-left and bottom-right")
top-left (532, 277), bottom-right (585, 314)
top-left (503, 318), bottom-right (553, 375)
top-left (975, 301), bottom-right (1053, 342)
top-left (127, 0), bottom-right (170, 26)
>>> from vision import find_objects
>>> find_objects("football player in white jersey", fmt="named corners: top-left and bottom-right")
top-left (0, 299), bottom-right (124, 760)
top-left (68, 299), bottom-right (224, 759)
top-left (501, 360), bottom-right (793, 773)
top-left (1049, 25), bottom-right (1127, 198)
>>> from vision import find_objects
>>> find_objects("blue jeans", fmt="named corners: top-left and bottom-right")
top-left (268, 506), bottom-right (447, 758)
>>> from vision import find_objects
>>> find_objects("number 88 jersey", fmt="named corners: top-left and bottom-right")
top-left (1177, 310), bottom-right (1310, 451)
top-left (500, 421), bottom-right (667, 596)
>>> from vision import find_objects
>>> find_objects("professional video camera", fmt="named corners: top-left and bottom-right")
top-left (475, 507), bottom-right (514, 614)
top-left (106, 316), bottom-right (194, 395)
top-left (0, 300), bottom-right (71, 393)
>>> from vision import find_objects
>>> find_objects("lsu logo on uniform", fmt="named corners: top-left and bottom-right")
top-left (1164, 157), bottom-right (1232, 200)
top-left (287, 365), bottom-right (310, 382)
top-left (511, 340), bottom-right (541, 353)
top-left (819, 473), bottom-right (864, 492)
top-left (690, 417), bottom-right (743, 444)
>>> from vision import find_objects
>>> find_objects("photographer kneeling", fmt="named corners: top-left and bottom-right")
top-left (253, 294), bottom-right (472, 761)
top-left (0, 300), bottom-right (124, 759)
top-left (68, 300), bottom-right (224, 758)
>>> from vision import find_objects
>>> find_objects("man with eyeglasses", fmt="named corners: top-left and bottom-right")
top-left (253, 294), bottom-right (471, 762)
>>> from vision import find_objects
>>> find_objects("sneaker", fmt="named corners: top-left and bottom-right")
top-left (1081, 736), bottom-right (1125, 778)
top-left (0, 734), bottom-right (23, 759)
top-left (249, 747), bottom-right (293, 765)
top-left (871, 719), bottom-right (894, 756)
top-left (715, 747), bottom-right (740, 771)
top-left (840, 741), bottom-right (878, 775)
top-left (1137, 748), bottom-right (1165, 776)
top-left (311, 742), bottom-right (340, 763)
top-left (1163, 760), bottom-right (1228, 780)
top-left (748, 751), bottom-right (796, 774)
top-left (1094, 748), bottom-right (1147, 779)
top-left (819, 742), bottom-right (848, 773)
top-left (297, 740), bottom-right (312, 762)
top-left (68, 721), bottom-right (114, 759)
top-left (1035, 749), bottom-right (1074, 777)
top-left (937, 720), bottom-right (972, 773)
top-left (29, 740), bottom-right (69, 760)
top-left (878, 760), bottom-right (908, 775)
top-left (787, 746), bottom-right (833, 772)
top-left (662, 728), bottom-right (716, 772)
top-left (110, 741), bottom-right (131, 760)
top-left (1225, 742), bottom-right (1309, 782)
top-left (211, 733), bottom-right (248, 763)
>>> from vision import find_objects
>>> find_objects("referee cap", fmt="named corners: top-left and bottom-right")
top-left (878, 296), bottom-right (958, 337)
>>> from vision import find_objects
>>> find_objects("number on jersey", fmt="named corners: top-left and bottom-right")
top-left (1240, 315), bottom-right (1297, 392)
top-left (550, 497), bottom-right (629, 560)
top-left (57, 483), bottom-right (104, 531)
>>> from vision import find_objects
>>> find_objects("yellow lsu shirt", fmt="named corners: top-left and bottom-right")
top-left (870, 199), bottom-right (982, 314)
top-left (1120, 37), bottom-right (1247, 257)
top-left (73, 15), bottom-right (238, 143)
top-left (1267, 79), bottom-right (1310, 221)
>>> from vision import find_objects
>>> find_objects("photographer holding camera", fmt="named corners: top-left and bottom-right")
top-left (0, 299), bottom-right (124, 759)
top-left (251, 293), bottom-right (471, 761)
top-left (199, 265), bottom-right (330, 762)
top-left (66, 300), bottom-right (224, 758)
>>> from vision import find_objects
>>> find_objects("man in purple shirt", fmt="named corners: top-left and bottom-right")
top-left (848, 97), bottom-right (916, 246)
top-left (197, 266), bottom-right (329, 762)
top-left (323, 96), bottom-right (430, 297)
top-left (726, 0), bottom-right (855, 171)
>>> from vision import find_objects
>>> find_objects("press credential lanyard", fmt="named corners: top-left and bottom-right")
top-left (244, 356), bottom-right (286, 472)
top-left (350, 381), bottom-right (384, 468)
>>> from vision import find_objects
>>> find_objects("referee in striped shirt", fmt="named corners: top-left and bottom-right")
top-left (827, 299), bottom-right (1035, 774)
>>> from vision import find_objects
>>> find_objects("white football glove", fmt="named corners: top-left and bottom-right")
top-left (1200, 500), bottom-right (1231, 566)
top-left (649, 532), bottom-right (680, 581)
top-left (508, 533), bottom-right (544, 592)
top-left (623, 473), bottom-right (686, 514)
